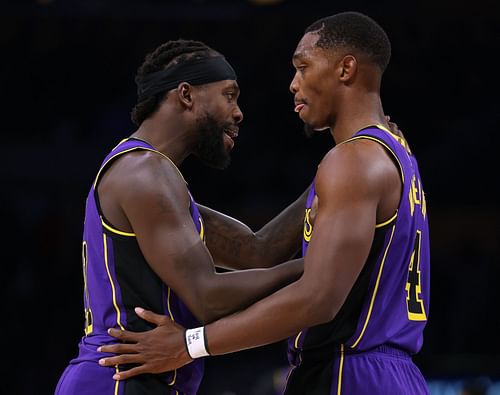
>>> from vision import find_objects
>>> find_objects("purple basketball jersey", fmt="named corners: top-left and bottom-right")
top-left (286, 125), bottom-right (430, 394)
top-left (56, 138), bottom-right (205, 395)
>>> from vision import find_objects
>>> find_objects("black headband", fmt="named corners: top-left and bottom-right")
top-left (136, 55), bottom-right (237, 100)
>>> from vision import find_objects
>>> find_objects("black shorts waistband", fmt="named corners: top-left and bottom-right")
top-left (297, 343), bottom-right (412, 365)
top-left (343, 344), bottom-right (411, 359)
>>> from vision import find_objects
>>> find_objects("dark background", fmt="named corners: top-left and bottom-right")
top-left (2, 0), bottom-right (499, 394)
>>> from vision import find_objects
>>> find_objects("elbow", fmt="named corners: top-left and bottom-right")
top-left (191, 309), bottom-right (216, 326)
top-left (298, 284), bottom-right (342, 327)
top-left (241, 233), bottom-right (269, 268)
top-left (193, 298), bottom-right (225, 325)
top-left (233, 234), bottom-right (271, 269)
top-left (187, 281), bottom-right (232, 325)
top-left (314, 302), bottom-right (339, 325)
top-left (178, 278), bottom-right (213, 325)
top-left (188, 299), bottom-right (220, 325)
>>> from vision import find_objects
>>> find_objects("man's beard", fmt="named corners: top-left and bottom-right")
top-left (194, 113), bottom-right (232, 169)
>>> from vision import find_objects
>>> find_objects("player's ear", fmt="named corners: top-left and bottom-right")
top-left (176, 82), bottom-right (194, 110)
top-left (339, 55), bottom-right (357, 82)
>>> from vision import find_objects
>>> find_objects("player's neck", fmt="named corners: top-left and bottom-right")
top-left (330, 92), bottom-right (387, 144)
top-left (132, 115), bottom-right (195, 167)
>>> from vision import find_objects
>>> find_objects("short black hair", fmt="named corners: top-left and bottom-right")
top-left (305, 12), bottom-right (391, 71)
top-left (131, 39), bottom-right (218, 126)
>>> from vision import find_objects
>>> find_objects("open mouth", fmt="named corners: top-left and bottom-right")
top-left (223, 127), bottom-right (239, 139)
top-left (223, 127), bottom-right (239, 150)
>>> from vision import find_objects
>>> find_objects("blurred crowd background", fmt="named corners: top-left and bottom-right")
top-left (2, 0), bottom-right (499, 394)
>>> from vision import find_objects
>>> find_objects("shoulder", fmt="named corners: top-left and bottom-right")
top-left (129, 150), bottom-right (184, 182)
top-left (110, 149), bottom-right (189, 205)
top-left (315, 138), bottom-right (397, 200)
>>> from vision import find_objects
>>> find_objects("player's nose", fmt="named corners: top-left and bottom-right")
top-left (233, 105), bottom-right (243, 124)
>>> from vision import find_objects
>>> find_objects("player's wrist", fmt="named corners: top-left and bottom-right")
top-left (185, 326), bottom-right (210, 359)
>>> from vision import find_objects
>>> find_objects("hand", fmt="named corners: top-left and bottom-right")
top-left (385, 115), bottom-right (405, 139)
top-left (385, 115), bottom-right (413, 153)
top-left (98, 307), bottom-right (192, 380)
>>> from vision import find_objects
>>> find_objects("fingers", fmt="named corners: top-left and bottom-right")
top-left (135, 307), bottom-right (170, 326)
top-left (113, 365), bottom-right (150, 381)
top-left (98, 342), bottom-right (138, 354)
top-left (106, 328), bottom-right (139, 342)
top-left (99, 353), bottom-right (143, 368)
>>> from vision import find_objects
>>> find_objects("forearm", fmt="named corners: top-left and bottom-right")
top-left (198, 258), bottom-right (304, 323)
top-left (197, 205), bottom-right (259, 269)
top-left (204, 276), bottom-right (325, 355)
top-left (96, 264), bottom-right (319, 380)
top-left (198, 186), bottom-right (309, 270)
top-left (251, 187), bottom-right (309, 266)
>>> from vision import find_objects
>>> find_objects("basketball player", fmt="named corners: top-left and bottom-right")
top-left (99, 12), bottom-right (431, 394)
top-left (54, 39), bottom-right (309, 395)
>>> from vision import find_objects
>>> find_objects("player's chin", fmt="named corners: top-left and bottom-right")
top-left (299, 111), bottom-right (319, 129)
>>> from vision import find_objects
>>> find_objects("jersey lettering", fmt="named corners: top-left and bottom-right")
top-left (409, 174), bottom-right (427, 219)
top-left (303, 208), bottom-right (313, 242)
top-left (406, 230), bottom-right (427, 321)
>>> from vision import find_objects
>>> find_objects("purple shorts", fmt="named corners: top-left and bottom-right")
top-left (284, 345), bottom-right (429, 395)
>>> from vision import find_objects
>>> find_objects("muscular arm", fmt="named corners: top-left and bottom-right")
top-left (197, 186), bottom-right (309, 270)
top-left (99, 140), bottom-right (401, 376)
top-left (104, 151), bottom-right (303, 324)
top-left (204, 142), bottom-right (382, 353)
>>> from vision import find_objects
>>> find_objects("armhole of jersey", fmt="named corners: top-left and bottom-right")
top-left (93, 148), bottom-right (142, 237)
top-left (341, 134), bottom-right (404, 228)
top-left (93, 145), bottom-right (186, 237)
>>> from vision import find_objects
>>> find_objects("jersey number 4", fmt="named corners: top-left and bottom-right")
top-left (406, 230), bottom-right (427, 321)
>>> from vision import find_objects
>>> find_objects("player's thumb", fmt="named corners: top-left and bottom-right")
top-left (135, 307), bottom-right (170, 326)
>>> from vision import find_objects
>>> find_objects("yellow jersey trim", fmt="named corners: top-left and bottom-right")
top-left (93, 140), bottom-right (186, 236)
top-left (112, 138), bottom-right (128, 151)
top-left (350, 224), bottom-right (396, 349)
top-left (93, 147), bottom-right (143, 188)
top-left (294, 331), bottom-right (303, 349)
top-left (361, 123), bottom-right (412, 155)
top-left (101, 217), bottom-right (135, 237)
top-left (375, 210), bottom-right (398, 229)
top-left (343, 126), bottom-right (404, 230)
top-left (82, 241), bottom-right (94, 335)
top-left (166, 287), bottom-right (175, 321)
top-left (342, 135), bottom-right (404, 183)
top-left (198, 217), bottom-right (205, 242)
top-left (103, 233), bottom-right (125, 331)
top-left (168, 367), bottom-right (177, 386)
top-left (93, 140), bottom-right (187, 188)
top-left (114, 366), bottom-right (121, 395)
top-left (166, 287), bottom-right (177, 385)
top-left (337, 344), bottom-right (345, 395)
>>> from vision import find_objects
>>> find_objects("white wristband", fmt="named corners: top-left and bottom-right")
top-left (185, 327), bottom-right (210, 359)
